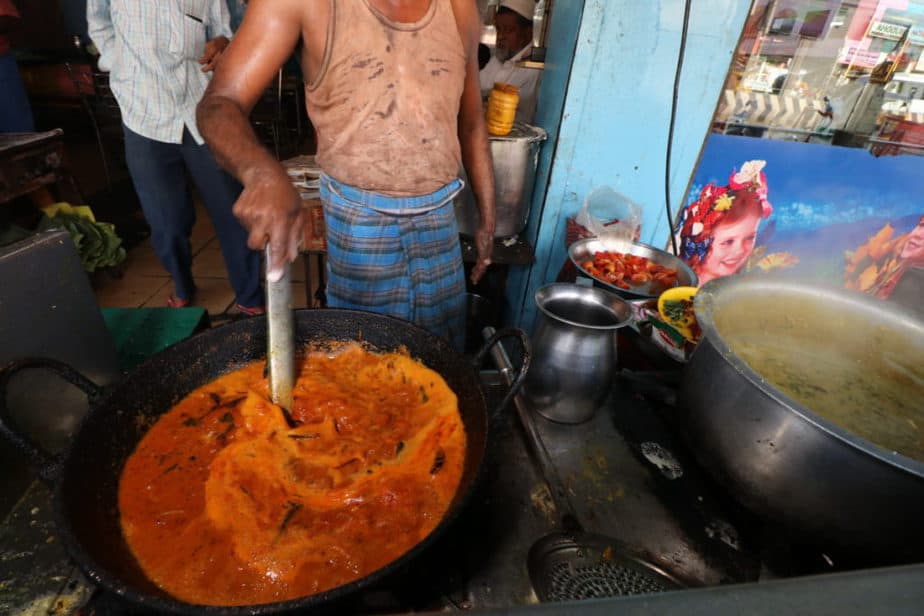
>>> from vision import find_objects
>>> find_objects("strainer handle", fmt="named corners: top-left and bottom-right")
top-left (474, 327), bottom-right (530, 417)
top-left (482, 327), bottom-right (581, 524)
top-left (0, 358), bottom-right (103, 484)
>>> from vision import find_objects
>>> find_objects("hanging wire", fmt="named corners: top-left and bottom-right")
top-left (665, 0), bottom-right (693, 256)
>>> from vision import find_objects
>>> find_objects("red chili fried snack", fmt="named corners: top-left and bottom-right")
top-left (581, 251), bottom-right (679, 290)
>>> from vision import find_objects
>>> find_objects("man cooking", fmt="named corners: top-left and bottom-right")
top-left (479, 0), bottom-right (541, 123)
top-left (196, 0), bottom-right (496, 349)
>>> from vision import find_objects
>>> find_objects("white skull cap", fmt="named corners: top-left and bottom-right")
top-left (499, 0), bottom-right (536, 22)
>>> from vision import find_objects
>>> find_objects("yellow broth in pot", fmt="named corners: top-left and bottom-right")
top-left (711, 295), bottom-right (924, 463)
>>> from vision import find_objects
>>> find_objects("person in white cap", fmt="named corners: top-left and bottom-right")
top-left (479, 0), bottom-right (541, 123)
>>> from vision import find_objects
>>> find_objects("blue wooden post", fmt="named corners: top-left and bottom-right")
top-left (507, 0), bottom-right (751, 332)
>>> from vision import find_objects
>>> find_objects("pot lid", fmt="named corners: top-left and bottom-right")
top-left (490, 122), bottom-right (548, 143)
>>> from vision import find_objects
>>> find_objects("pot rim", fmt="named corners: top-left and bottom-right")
top-left (693, 274), bottom-right (924, 478)
top-left (534, 283), bottom-right (633, 331)
top-left (48, 308), bottom-right (492, 615)
top-left (488, 122), bottom-right (548, 143)
top-left (568, 237), bottom-right (699, 300)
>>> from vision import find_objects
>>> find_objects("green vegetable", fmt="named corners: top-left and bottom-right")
top-left (661, 298), bottom-right (692, 322)
top-left (37, 208), bottom-right (127, 272)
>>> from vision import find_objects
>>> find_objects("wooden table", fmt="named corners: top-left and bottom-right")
top-left (0, 130), bottom-right (81, 205)
top-left (459, 234), bottom-right (535, 266)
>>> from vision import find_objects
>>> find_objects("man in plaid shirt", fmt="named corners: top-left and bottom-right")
top-left (87, 0), bottom-right (264, 314)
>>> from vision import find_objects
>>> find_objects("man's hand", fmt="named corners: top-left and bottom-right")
top-left (235, 164), bottom-right (308, 281)
top-left (470, 223), bottom-right (493, 284)
top-left (199, 36), bottom-right (230, 72)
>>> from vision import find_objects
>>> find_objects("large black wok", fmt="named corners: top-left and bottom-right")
top-left (679, 276), bottom-right (924, 561)
top-left (0, 309), bottom-right (528, 615)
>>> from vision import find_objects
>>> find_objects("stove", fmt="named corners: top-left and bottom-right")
top-left (1, 361), bottom-right (920, 615)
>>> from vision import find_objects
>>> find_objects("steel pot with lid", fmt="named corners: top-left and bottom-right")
top-left (455, 123), bottom-right (547, 238)
top-left (678, 275), bottom-right (924, 560)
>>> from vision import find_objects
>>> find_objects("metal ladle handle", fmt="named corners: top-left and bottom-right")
top-left (265, 245), bottom-right (294, 412)
top-left (483, 326), bottom-right (581, 525)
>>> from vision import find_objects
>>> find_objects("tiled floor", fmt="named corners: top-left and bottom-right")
top-left (91, 208), bottom-right (319, 318)
top-left (62, 129), bottom-right (321, 321)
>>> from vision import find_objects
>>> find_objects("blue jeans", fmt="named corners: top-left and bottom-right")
top-left (122, 125), bottom-right (262, 307)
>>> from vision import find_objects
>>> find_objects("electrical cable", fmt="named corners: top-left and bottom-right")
top-left (665, 0), bottom-right (693, 256)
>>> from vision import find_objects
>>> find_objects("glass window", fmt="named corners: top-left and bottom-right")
top-left (714, 0), bottom-right (924, 156)
top-left (667, 0), bottom-right (924, 319)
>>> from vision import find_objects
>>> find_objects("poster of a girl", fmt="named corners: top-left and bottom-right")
top-left (677, 160), bottom-right (773, 286)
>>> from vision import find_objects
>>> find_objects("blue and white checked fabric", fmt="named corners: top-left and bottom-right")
top-left (86, 0), bottom-right (231, 144)
top-left (320, 174), bottom-right (467, 349)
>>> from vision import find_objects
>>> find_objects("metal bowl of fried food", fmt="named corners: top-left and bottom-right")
top-left (568, 237), bottom-right (698, 300)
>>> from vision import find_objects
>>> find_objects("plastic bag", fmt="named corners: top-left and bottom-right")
top-left (567, 186), bottom-right (641, 246)
top-left (556, 186), bottom-right (643, 283)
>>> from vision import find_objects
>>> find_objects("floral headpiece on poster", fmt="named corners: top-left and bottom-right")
top-left (676, 160), bottom-right (773, 265)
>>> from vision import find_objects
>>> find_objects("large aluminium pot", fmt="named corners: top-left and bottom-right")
top-left (678, 275), bottom-right (924, 560)
top-left (454, 123), bottom-right (547, 238)
top-left (0, 309), bottom-right (529, 615)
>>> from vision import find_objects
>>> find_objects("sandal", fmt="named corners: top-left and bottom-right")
top-left (167, 294), bottom-right (192, 308)
top-left (236, 304), bottom-right (266, 316)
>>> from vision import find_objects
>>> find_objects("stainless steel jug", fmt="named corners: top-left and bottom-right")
top-left (524, 283), bottom-right (632, 423)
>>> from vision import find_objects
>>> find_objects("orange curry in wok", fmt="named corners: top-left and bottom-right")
top-left (118, 343), bottom-right (466, 606)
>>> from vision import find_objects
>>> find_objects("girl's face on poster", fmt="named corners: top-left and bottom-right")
top-left (699, 210), bottom-right (762, 282)
top-left (900, 219), bottom-right (924, 262)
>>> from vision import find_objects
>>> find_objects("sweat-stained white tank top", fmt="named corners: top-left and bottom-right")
top-left (304, 0), bottom-right (466, 196)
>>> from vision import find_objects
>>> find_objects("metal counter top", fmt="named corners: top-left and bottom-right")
top-left (3, 372), bottom-right (924, 614)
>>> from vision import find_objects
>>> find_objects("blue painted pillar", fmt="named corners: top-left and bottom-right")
top-left (508, 0), bottom-right (752, 332)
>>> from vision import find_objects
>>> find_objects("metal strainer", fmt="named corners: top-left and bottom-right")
top-left (485, 327), bottom-right (683, 603)
top-left (528, 530), bottom-right (681, 602)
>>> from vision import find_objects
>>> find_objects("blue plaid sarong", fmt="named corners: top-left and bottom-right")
top-left (320, 174), bottom-right (467, 349)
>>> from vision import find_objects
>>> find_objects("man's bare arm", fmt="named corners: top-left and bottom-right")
top-left (451, 0), bottom-right (496, 285)
top-left (196, 0), bottom-right (307, 278)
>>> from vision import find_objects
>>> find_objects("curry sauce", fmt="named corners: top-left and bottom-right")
top-left (731, 335), bottom-right (924, 462)
top-left (118, 343), bottom-right (466, 606)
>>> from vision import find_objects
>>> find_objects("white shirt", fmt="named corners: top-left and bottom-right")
top-left (87, 0), bottom-right (232, 144)
top-left (479, 45), bottom-right (541, 124)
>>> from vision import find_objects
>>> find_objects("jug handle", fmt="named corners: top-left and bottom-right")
top-left (474, 327), bottom-right (531, 418)
top-left (0, 358), bottom-right (104, 484)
